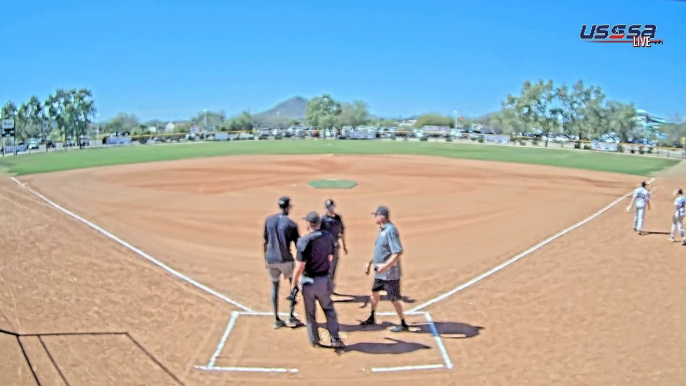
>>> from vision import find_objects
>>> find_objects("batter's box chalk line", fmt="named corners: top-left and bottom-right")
top-left (194, 310), bottom-right (453, 374)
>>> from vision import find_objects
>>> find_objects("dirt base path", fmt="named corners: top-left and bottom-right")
top-left (4, 154), bottom-right (680, 385)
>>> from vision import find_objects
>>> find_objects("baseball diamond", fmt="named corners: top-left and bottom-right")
top-left (1, 146), bottom-right (685, 386)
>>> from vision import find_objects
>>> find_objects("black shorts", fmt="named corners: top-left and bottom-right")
top-left (371, 279), bottom-right (401, 301)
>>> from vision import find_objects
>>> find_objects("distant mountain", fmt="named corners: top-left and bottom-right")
top-left (253, 96), bottom-right (308, 123)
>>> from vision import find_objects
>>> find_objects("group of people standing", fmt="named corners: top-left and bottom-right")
top-left (626, 180), bottom-right (686, 244)
top-left (263, 196), bottom-right (409, 349)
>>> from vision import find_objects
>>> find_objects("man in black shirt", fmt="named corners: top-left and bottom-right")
top-left (291, 211), bottom-right (344, 349)
top-left (320, 199), bottom-right (347, 293)
top-left (264, 196), bottom-right (303, 329)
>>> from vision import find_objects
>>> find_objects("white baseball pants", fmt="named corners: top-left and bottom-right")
top-left (634, 206), bottom-right (645, 231)
top-left (671, 215), bottom-right (684, 238)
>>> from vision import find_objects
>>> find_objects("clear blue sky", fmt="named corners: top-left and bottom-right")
top-left (1, 0), bottom-right (684, 122)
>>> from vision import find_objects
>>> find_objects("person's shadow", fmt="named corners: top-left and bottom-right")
top-left (332, 293), bottom-right (416, 308)
top-left (340, 337), bottom-right (431, 354)
top-left (639, 230), bottom-right (670, 236)
top-left (411, 321), bottom-right (484, 339)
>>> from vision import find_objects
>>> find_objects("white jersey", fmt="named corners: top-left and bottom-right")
top-left (675, 195), bottom-right (686, 217)
top-left (633, 187), bottom-right (650, 208)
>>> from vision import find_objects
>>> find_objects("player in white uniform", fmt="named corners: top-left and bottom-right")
top-left (670, 189), bottom-right (686, 243)
top-left (626, 181), bottom-right (651, 235)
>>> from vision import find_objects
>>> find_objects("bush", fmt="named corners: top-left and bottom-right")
top-left (274, 134), bottom-right (283, 140)
top-left (648, 146), bottom-right (654, 154)
top-left (390, 134), bottom-right (397, 140)
top-left (478, 136), bottom-right (484, 143)
top-left (574, 142), bottom-right (581, 149)
top-left (519, 140), bottom-right (526, 146)
top-left (639, 146), bottom-right (644, 154)
top-left (583, 144), bottom-right (592, 150)
top-left (617, 144), bottom-right (624, 152)
top-left (445, 136), bottom-right (453, 142)
top-left (532, 140), bottom-right (539, 146)
top-left (420, 136), bottom-right (429, 141)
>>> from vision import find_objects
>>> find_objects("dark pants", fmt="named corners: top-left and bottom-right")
top-left (302, 276), bottom-right (340, 344)
top-left (328, 247), bottom-right (340, 283)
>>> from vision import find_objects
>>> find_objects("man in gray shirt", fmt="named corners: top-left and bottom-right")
top-left (264, 196), bottom-right (304, 329)
top-left (360, 205), bottom-right (409, 332)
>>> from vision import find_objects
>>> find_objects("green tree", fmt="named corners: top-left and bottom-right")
top-left (104, 113), bottom-right (139, 134)
top-left (506, 79), bottom-right (558, 146)
top-left (1, 101), bottom-right (17, 120)
top-left (191, 110), bottom-right (225, 129)
top-left (338, 100), bottom-right (369, 128)
top-left (306, 94), bottom-right (342, 129)
top-left (489, 107), bottom-right (527, 135)
top-left (604, 101), bottom-right (637, 143)
top-left (223, 110), bottom-right (254, 132)
top-left (414, 113), bottom-right (453, 128)
top-left (557, 80), bottom-right (606, 140)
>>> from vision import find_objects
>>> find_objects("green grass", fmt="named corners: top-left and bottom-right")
top-left (0, 140), bottom-right (678, 176)
top-left (309, 179), bottom-right (358, 189)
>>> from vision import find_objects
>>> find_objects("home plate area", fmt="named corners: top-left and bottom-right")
top-left (195, 311), bottom-right (453, 376)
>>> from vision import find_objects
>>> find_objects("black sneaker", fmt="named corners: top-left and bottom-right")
top-left (274, 319), bottom-right (287, 329)
top-left (288, 316), bottom-right (305, 328)
top-left (330, 338), bottom-right (345, 349)
top-left (390, 324), bottom-right (410, 333)
top-left (359, 317), bottom-right (375, 326)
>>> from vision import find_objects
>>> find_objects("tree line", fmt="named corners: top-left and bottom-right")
top-left (4, 81), bottom-right (682, 147)
top-left (1, 89), bottom-right (96, 144)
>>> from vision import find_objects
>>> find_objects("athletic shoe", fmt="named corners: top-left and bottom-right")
top-left (359, 317), bottom-right (375, 326)
top-left (330, 338), bottom-right (345, 349)
top-left (669, 237), bottom-right (675, 242)
top-left (288, 316), bottom-right (305, 328)
top-left (274, 319), bottom-right (287, 329)
top-left (390, 324), bottom-right (410, 333)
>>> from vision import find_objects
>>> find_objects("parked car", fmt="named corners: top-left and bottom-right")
top-left (28, 138), bottom-right (40, 150)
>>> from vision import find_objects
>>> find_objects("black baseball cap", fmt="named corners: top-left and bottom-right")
top-left (278, 196), bottom-right (291, 209)
top-left (325, 199), bottom-right (335, 208)
top-left (372, 205), bottom-right (390, 217)
top-left (302, 211), bottom-right (321, 223)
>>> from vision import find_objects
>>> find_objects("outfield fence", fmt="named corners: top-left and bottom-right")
top-left (3, 130), bottom-right (684, 159)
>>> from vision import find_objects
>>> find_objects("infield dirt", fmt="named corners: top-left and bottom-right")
top-left (2, 154), bottom-right (685, 385)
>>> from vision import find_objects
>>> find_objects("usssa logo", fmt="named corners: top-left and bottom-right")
top-left (580, 24), bottom-right (663, 47)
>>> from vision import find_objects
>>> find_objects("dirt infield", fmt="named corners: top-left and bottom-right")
top-left (2, 154), bottom-right (685, 385)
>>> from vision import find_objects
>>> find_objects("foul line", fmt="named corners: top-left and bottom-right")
top-left (409, 177), bottom-right (656, 313)
top-left (10, 177), bottom-right (254, 313)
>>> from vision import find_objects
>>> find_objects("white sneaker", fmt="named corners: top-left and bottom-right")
top-left (669, 237), bottom-right (675, 242)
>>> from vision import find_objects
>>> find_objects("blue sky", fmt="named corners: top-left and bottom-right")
top-left (1, 0), bottom-right (684, 122)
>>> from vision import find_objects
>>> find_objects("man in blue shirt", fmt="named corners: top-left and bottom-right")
top-left (360, 205), bottom-right (409, 332)
top-left (264, 196), bottom-right (304, 329)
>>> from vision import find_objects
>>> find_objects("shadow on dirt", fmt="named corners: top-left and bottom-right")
top-left (411, 321), bottom-right (484, 339)
top-left (341, 337), bottom-right (431, 355)
top-left (332, 293), bottom-right (416, 308)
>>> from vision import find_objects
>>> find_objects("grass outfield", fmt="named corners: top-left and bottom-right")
top-left (0, 140), bottom-right (679, 176)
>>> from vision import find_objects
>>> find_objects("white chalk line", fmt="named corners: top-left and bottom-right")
top-left (371, 364), bottom-right (444, 373)
top-left (195, 365), bottom-right (298, 373)
top-left (10, 177), bottom-right (254, 313)
top-left (207, 311), bottom-right (240, 368)
top-left (424, 312), bottom-right (454, 369)
top-left (409, 177), bottom-right (656, 313)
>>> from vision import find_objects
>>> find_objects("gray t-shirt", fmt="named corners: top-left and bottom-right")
top-left (372, 222), bottom-right (403, 281)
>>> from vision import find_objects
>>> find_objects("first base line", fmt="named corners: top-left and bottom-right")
top-left (409, 177), bottom-right (656, 313)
